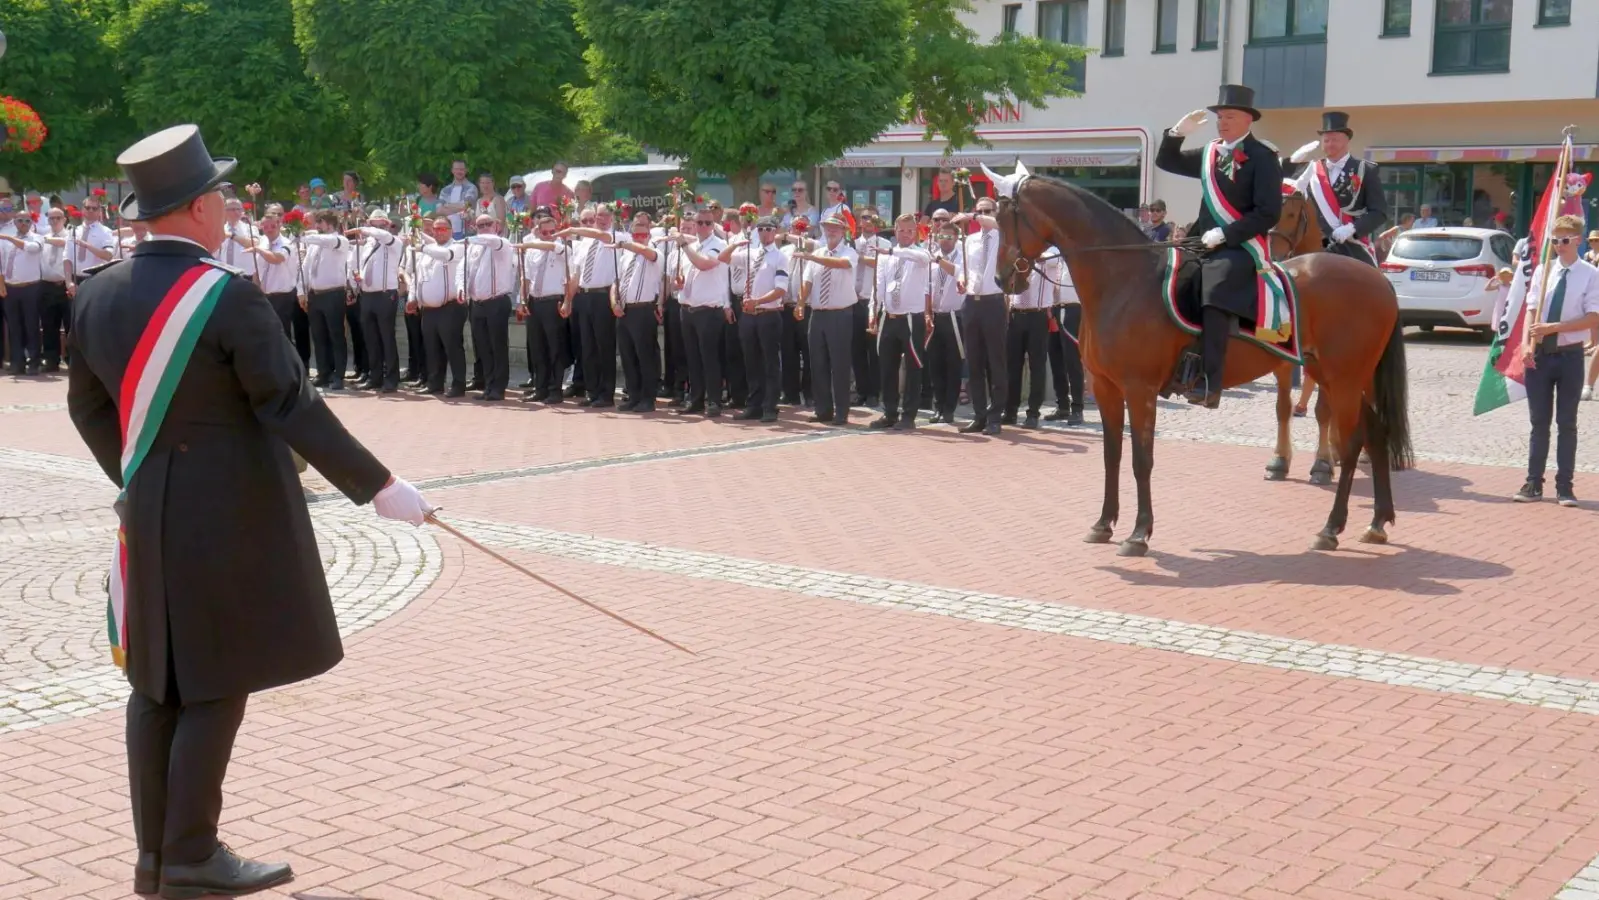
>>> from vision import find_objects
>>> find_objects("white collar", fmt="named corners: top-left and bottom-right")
top-left (1217, 133), bottom-right (1250, 151)
top-left (1325, 155), bottom-right (1350, 168)
top-left (148, 233), bottom-right (213, 253)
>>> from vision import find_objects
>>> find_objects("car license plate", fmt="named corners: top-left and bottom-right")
top-left (1410, 270), bottom-right (1450, 283)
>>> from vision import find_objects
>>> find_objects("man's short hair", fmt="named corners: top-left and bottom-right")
top-left (1554, 214), bottom-right (1585, 234)
top-left (417, 173), bottom-right (440, 190)
top-left (895, 213), bottom-right (916, 225)
top-left (312, 209), bottom-right (340, 226)
top-left (1148, 199), bottom-right (1167, 212)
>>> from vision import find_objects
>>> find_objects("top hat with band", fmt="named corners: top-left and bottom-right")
top-left (1318, 111), bottom-right (1354, 138)
top-left (1207, 84), bottom-right (1261, 121)
top-left (116, 124), bottom-right (237, 222)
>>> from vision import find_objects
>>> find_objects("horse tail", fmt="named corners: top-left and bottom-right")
top-left (1367, 317), bottom-right (1414, 471)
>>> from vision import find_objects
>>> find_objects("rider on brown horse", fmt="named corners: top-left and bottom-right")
top-left (1155, 84), bottom-right (1284, 409)
top-left (1283, 111), bottom-right (1389, 268)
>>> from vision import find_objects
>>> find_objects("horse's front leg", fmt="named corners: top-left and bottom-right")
top-left (1314, 389), bottom-right (1366, 551)
top-left (1119, 387), bottom-right (1159, 557)
top-left (1265, 363), bottom-right (1293, 481)
top-left (1308, 385), bottom-right (1335, 485)
top-left (1086, 377), bottom-right (1124, 544)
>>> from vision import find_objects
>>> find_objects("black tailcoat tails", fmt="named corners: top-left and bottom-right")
top-left (67, 239), bottom-right (392, 705)
top-left (1155, 130), bottom-right (1284, 321)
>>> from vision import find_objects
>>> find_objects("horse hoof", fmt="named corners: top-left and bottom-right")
top-left (1084, 526), bottom-right (1114, 544)
top-left (1117, 539), bottom-right (1149, 558)
top-left (1359, 527), bottom-right (1388, 545)
top-left (1307, 469), bottom-right (1332, 486)
top-left (1311, 534), bottom-right (1339, 552)
top-left (1264, 457), bottom-right (1289, 480)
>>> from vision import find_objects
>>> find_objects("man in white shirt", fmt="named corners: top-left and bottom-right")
top-left (720, 210), bottom-right (749, 410)
top-left (960, 197), bottom-right (1008, 434)
top-left (38, 207), bottom-right (71, 372)
top-left (464, 213), bottom-right (517, 401)
top-left (515, 213), bottom-right (571, 404)
top-left (562, 205), bottom-right (625, 407)
top-left (300, 209), bottom-right (354, 389)
top-left (348, 209), bottom-right (403, 392)
top-left (796, 215), bottom-right (859, 425)
top-left (672, 210), bottom-right (731, 416)
top-left (925, 221), bottom-right (966, 424)
top-left (1514, 215), bottom-right (1599, 506)
top-left (412, 217), bottom-right (468, 397)
top-left (1003, 250), bottom-right (1061, 429)
top-left (725, 215), bottom-right (789, 422)
top-left (216, 197), bottom-right (260, 277)
top-left (612, 211), bottom-right (664, 413)
top-left (243, 206), bottom-right (304, 366)
top-left (853, 211), bottom-right (890, 410)
top-left (869, 214), bottom-right (932, 431)
top-left (1046, 250), bottom-right (1085, 425)
top-left (1, 213), bottom-right (47, 374)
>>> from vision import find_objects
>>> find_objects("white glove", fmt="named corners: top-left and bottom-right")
top-left (1171, 109), bottom-right (1209, 138)
top-left (1289, 141), bottom-right (1321, 165)
top-left (1330, 223), bottom-right (1356, 243)
top-left (372, 477), bottom-right (434, 526)
top-left (1201, 228), bottom-right (1226, 249)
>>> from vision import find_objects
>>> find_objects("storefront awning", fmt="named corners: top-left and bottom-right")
top-left (824, 154), bottom-right (903, 169)
top-left (897, 148), bottom-right (1141, 169)
top-left (1368, 144), bottom-right (1598, 164)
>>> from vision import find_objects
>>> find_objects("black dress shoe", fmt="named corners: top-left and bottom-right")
top-left (521, 391), bottom-right (546, 403)
top-left (1066, 411), bottom-right (1084, 426)
top-left (380, 383), bottom-right (399, 394)
top-left (616, 400), bottom-right (638, 412)
top-left (868, 416), bottom-right (896, 429)
top-left (467, 380), bottom-right (485, 392)
top-left (310, 376), bottom-right (328, 387)
top-left (135, 852), bottom-right (160, 895)
top-left (26, 365), bottom-right (41, 376)
top-left (632, 402), bottom-right (656, 413)
top-left (1023, 414), bottom-right (1040, 429)
top-left (675, 404), bottom-right (706, 416)
top-left (891, 418), bottom-right (916, 432)
top-left (327, 381), bottom-right (345, 391)
top-left (519, 378), bottom-right (536, 389)
top-left (159, 844), bottom-right (292, 899)
top-left (959, 419), bottom-right (987, 434)
top-left (482, 392), bottom-right (504, 402)
top-left (985, 420), bottom-right (1002, 436)
top-left (706, 403), bottom-right (723, 417)
top-left (564, 384), bottom-right (585, 397)
top-left (590, 398), bottom-right (614, 408)
top-left (444, 387), bottom-right (465, 398)
top-left (808, 413), bottom-right (835, 424)
top-left (1045, 408), bottom-right (1068, 422)
top-left (1000, 412), bottom-right (1018, 425)
top-left (575, 398), bottom-right (595, 408)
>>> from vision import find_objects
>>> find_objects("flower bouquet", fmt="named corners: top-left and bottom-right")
top-left (281, 208), bottom-right (307, 237)
top-left (738, 202), bottom-right (760, 225)
top-left (0, 97), bottom-right (47, 154)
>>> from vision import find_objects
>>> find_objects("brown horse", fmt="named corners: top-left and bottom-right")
top-left (996, 176), bottom-right (1412, 555)
top-left (1263, 192), bottom-right (1337, 486)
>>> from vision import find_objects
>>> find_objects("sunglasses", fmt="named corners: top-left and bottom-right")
top-left (757, 226), bottom-right (776, 232)
top-left (1551, 236), bottom-right (1579, 246)
top-left (761, 189), bottom-right (776, 194)
top-left (695, 220), bottom-right (714, 226)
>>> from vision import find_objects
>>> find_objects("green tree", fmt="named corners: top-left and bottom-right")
top-left (292, 0), bottom-right (583, 186)
top-left (0, 0), bottom-right (131, 191)
top-left (110, 0), bottom-right (358, 196)
top-left (574, 0), bottom-right (911, 203)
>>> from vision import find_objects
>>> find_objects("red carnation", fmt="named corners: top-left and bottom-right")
top-left (90, 187), bottom-right (107, 198)
top-left (243, 202), bottom-right (253, 211)
top-left (29, 212), bottom-right (39, 223)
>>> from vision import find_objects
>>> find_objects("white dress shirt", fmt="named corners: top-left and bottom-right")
top-left (930, 244), bottom-right (965, 313)
top-left (616, 247), bottom-right (662, 305)
top-left (258, 234), bottom-right (300, 295)
top-left (679, 235), bottom-right (730, 307)
top-left (463, 234), bottom-right (517, 299)
top-left (41, 229), bottom-right (68, 283)
top-left (414, 242), bottom-right (460, 307)
top-left (803, 242), bottom-right (859, 310)
top-left (66, 222), bottom-right (116, 276)
top-left (576, 230), bottom-right (624, 290)
top-left (1292, 154), bottom-right (1351, 196)
top-left (521, 242), bottom-right (569, 298)
top-left (216, 222), bottom-right (259, 273)
top-left (743, 240), bottom-right (790, 311)
top-left (352, 227), bottom-right (401, 291)
top-left (855, 235), bottom-right (890, 299)
top-left (2, 234), bottom-right (46, 283)
top-left (781, 244), bottom-right (804, 304)
top-left (300, 232), bottom-right (352, 292)
top-left (878, 244), bottom-right (932, 316)
top-left (1528, 257), bottom-right (1599, 349)
top-left (1009, 255), bottom-right (1058, 310)
top-left (1054, 255), bottom-right (1080, 305)
top-left (963, 227), bottom-right (1002, 297)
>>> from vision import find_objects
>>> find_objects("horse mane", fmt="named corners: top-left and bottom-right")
top-left (1025, 174), bottom-right (1152, 247)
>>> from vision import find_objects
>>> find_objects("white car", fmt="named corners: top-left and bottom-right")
top-left (1380, 227), bottom-right (1515, 337)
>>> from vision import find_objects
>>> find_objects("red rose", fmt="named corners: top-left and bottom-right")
top-left (91, 187), bottom-right (107, 197)
top-left (243, 202), bottom-right (253, 211)
top-left (1233, 148), bottom-right (1247, 167)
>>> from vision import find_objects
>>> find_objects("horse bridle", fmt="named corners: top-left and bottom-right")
top-left (1267, 204), bottom-right (1310, 261)
top-left (999, 184), bottom-right (1200, 288)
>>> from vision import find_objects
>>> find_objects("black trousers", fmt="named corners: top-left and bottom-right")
top-left (781, 305), bottom-right (809, 404)
top-left (723, 294), bottom-right (748, 405)
top-left (852, 299), bottom-right (879, 401)
top-left (808, 307), bottom-right (855, 420)
top-left (127, 679), bottom-right (248, 865)
top-left (527, 295), bottom-right (569, 398)
top-left (1526, 346), bottom-right (1584, 492)
top-left (3, 283), bottom-right (41, 372)
top-left (738, 309), bottom-right (783, 415)
top-left (470, 295), bottom-right (513, 397)
top-left (306, 289), bottom-right (347, 384)
top-left (576, 288), bottom-right (617, 401)
top-left (358, 290), bottom-right (400, 388)
top-left (1050, 305), bottom-right (1085, 414)
top-left (1005, 309), bottom-right (1049, 418)
top-left (662, 295), bottom-right (685, 397)
top-left (1200, 305), bottom-right (1232, 389)
top-left (344, 299), bottom-right (367, 377)
top-left (878, 314), bottom-right (925, 423)
top-left (567, 303), bottom-right (585, 393)
top-left (961, 294), bottom-right (1008, 420)
top-left (926, 311), bottom-right (963, 417)
top-left (39, 280), bottom-right (69, 368)
top-left (265, 291), bottom-right (301, 367)
top-left (290, 303), bottom-right (311, 368)
top-left (404, 306), bottom-right (426, 379)
top-left (681, 305), bottom-right (725, 407)
top-left (421, 302), bottom-right (468, 392)
top-left (618, 304), bottom-right (661, 405)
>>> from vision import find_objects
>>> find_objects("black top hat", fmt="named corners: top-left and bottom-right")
top-left (1207, 84), bottom-right (1261, 121)
top-left (116, 124), bottom-right (237, 222)
top-left (1317, 111), bottom-right (1354, 137)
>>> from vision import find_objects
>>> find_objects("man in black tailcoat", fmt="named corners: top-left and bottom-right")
top-left (1155, 84), bottom-right (1284, 408)
top-left (1283, 111), bottom-right (1388, 267)
top-left (66, 124), bottom-right (435, 899)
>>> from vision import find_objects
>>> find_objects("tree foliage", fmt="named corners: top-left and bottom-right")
top-left (0, 0), bottom-right (131, 190)
top-left (573, 0), bottom-right (910, 198)
top-left (110, 0), bottom-right (358, 194)
top-left (906, 0), bottom-right (1083, 149)
top-left (293, 0), bottom-right (583, 185)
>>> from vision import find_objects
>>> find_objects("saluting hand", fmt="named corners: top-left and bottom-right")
top-left (1289, 141), bottom-right (1321, 165)
top-left (1172, 109), bottom-right (1209, 137)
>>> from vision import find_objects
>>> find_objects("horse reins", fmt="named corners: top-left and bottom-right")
top-left (999, 186), bottom-right (1201, 287)
top-left (1267, 204), bottom-right (1311, 261)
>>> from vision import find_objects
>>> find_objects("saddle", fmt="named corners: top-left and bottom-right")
top-left (1157, 247), bottom-right (1304, 397)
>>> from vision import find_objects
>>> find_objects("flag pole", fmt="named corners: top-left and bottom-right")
top-left (1524, 132), bottom-right (1575, 363)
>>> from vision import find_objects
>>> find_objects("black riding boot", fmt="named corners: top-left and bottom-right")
top-left (1187, 306), bottom-right (1231, 408)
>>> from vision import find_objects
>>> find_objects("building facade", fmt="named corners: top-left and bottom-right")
top-left (820, 0), bottom-right (1598, 235)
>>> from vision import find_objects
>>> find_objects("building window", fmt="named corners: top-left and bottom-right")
top-left (1250, 0), bottom-right (1329, 42)
top-left (1538, 0), bottom-right (1570, 26)
top-left (1196, 0), bottom-right (1221, 49)
top-left (1104, 0), bottom-right (1126, 55)
top-left (1001, 3), bottom-right (1021, 34)
top-left (1038, 0), bottom-right (1088, 86)
top-left (1433, 0), bottom-right (1512, 74)
top-left (1383, 0), bottom-right (1411, 35)
top-left (1155, 0), bottom-right (1179, 52)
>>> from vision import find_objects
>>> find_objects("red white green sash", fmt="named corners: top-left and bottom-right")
top-left (107, 264), bottom-right (232, 669)
top-left (1309, 160), bottom-right (1376, 257)
top-left (1199, 141), bottom-right (1292, 342)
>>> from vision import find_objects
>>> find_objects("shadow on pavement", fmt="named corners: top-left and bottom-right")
top-left (1102, 542), bottom-right (1509, 596)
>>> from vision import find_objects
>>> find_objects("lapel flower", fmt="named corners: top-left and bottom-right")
top-left (1232, 147), bottom-right (1248, 169)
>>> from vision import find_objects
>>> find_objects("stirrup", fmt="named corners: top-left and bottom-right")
top-left (1175, 350), bottom-right (1202, 387)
